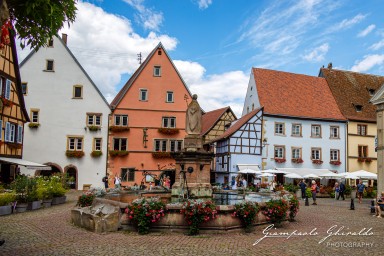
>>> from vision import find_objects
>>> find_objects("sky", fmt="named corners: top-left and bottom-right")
top-left (18, 0), bottom-right (384, 117)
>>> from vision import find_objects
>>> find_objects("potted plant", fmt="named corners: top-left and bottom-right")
top-left (26, 178), bottom-right (41, 210)
top-left (262, 198), bottom-right (289, 227)
top-left (50, 175), bottom-right (67, 205)
top-left (180, 199), bottom-right (217, 235)
top-left (36, 176), bottom-right (54, 207)
top-left (11, 175), bottom-right (29, 213)
top-left (232, 201), bottom-right (259, 232)
top-left (0, 192), bottom-right (16, 216)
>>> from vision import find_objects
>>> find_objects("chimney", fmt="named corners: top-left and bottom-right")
top-left (61, 33), bottom-right (68, 45)
top-left (327, 62), bottom-right (332, 69)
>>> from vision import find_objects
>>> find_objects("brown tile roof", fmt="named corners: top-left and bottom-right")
top-left (201, 107), bottom-right (235, 136)
top-left (320, 68), bottom-right (384, 122)
top-left (211, 107), bottom-right (263, 143)
top-left (253, 68), bottom-right (346, 121)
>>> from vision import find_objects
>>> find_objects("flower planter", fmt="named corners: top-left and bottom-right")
top-left (43, 199), bottom-right (53, 208)
top-left (59, 196), bottom-right (67, 204)
top-left (15, 203), bottom-right (28, 213)
top-left (27, 200), bottom-right (42, 210)
top-left (0, 205), bottom-right (13, 216)
top-left (52, 197), bottom-right (61, 205)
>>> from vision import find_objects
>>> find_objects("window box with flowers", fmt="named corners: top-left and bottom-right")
top-left (312, 159), bottom-right (323, 165)
top-left (88, 125), bottom-right (101, 131)
top-left (28, 123), bottom-right (40, 128)
top-left (90, 151), bottom-right (102, 157)
top-left (330, 160), bottom-right (341, 166)
top-left (365, 158), bottom-right (372, 163)
top-left (158, 128), bottom-right (180, 135)
top-left (152, 151), bottom-right (172, 159)
top-left (109, 126), bottom-right (130, 132)
top-left (66, 150), bottom-right (85, 158)
top-left (291, 158), bottom-right (303, 164)
top-left (274, 158), bottom-right (286, 163)
top-left (6, 142), bottom-right (22, 149)
top-left (1, 97), bottom-right (13, 107)
top-left (109, 150), bottom-right (128, 157)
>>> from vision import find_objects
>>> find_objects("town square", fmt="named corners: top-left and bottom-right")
top-left (1, 1), bottom-right (384, 255)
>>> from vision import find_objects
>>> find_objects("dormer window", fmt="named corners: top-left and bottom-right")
top-left (368, 88), bottom-right (376, 96)
top-left (353, 103), bottom-right (363, 112)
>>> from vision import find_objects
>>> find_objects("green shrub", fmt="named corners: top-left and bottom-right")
top-left (344, 184), bottom-right (352, 195)
top-left (305, 188), bottom-right (312, 198)
top-left (232, 201), bottom-right (259, 232)
top-left (0, 192), bottom-right (16, 206)
top-left (284, 184), bottom-right (299, 193)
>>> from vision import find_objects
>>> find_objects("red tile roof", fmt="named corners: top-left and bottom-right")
top-left (211, 107), bottom-right (263, 142)
top-left (320, 68), bottom-right (384, 122)
top-left (252, 68), bottom-right (346, 121)
top-left (201, 107), bottom-right (235, 136)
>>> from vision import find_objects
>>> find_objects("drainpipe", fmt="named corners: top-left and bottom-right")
top-left (106, 113), bottom-right (111, 176)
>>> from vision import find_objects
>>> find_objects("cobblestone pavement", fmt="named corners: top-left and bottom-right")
top-left (0, 191), bottom-right (382, 256)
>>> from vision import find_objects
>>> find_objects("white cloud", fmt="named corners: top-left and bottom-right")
top-left (196, 0), bottom-right (213, 10)
top-left (351, 54), bottom-right (384, 72)
top-left (174, 60), bottom-right (248, 116)
top-left (357, 24), bottom-right (375, 37)
top-left (327, 14), bottom-right (366, 33)
top-left (302, 43), bottom-right (329, 62)
top-left (123, 0), bottom-right (164, 31)
top-left (369, 39), bottom-right (384, 51)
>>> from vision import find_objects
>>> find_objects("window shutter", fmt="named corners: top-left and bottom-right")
top-left (17, 125), bottom-right (23, 144)
top-left (0, 120), bottom-right (2, 140)
top-left (5, 79), bottom-right (11, 100)
top-left (0, 78), bottom-right (3, 96)
top-left (5, 122), bottom-right (10, 142)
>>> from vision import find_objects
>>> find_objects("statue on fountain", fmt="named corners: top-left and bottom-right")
top-left (184, 94), bottom-right (203, 151)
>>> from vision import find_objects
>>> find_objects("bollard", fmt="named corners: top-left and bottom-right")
top-left (350, 198), bottom-right (355, 210)
top-left (305, 196), bottom-right (309, 206)
top-left (371, 200), bottom-right (375, 213)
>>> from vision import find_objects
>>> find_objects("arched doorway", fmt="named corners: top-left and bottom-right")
top-left (64, 165), bottom-right (78, 190)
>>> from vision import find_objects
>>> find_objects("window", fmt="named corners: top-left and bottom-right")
top-left (4, 122), bottom-right (20, 143)
top-left (170, 140), bottom-right (183, 152)
top-left (48, 38), bottom-right (54, 47)
top-left (46, 60), bottom-right (54, 71)
top-left (166, 91), bottom-right (174, 103)
top-left (93, 138), bottom-right (102, 151)
top-left (357, 124), bottom-right (367, 136)
top-left (17, 126), bottom-right (23, 144)
top-left (330, 149), bottom-right (339, 161)
top-left (67, 137), bottom-right (83, 151)
top-left (311, 125), bottom-right (321, 137)
top-left (358, 145), bottom-right (368, 158)
top-left (353, 104), bottom-right (363, 112)
top-left (31, 109), bottom-right (39, 123)
top-left (311, 148), bottom-right (321, 160)
top-left (330, 126), bottom-right (339, 139)
top-left (247, 106), bottom-right (249, 114)
top-left (274, 146), bottom-right (285, 158)
top-left (291, 124), bottom-right (302, 136)
top-left (158, 50), bottom-right (162, 55)
top-left (139, 89), bottom-right (148, 101)
top-left (155, 139), bottom-right (167, 152)
top-left (113, 138), bottom-right (127, 151)
top-left (87, 113), bottom-right (102, 126)
top-left (153, 66), bottom-right (161, 76)
top-left (114, 115), bottom-right (128, 126)
top-left (0, 77), bottom-right (11, 99)
top-left (252, 103), bottom-right (255, 111)
top-left (292, 148), bottom-right (301, 159)
top-left (275, 123), bottom-right (285, 135)
top-left (73, 85), bottom-right (83, 98)
top-left (21, 82), bottom-right (28, 95)
top-left (162, 117), bottom-right (176, 128)
top-left (121, 168), bottom-right (135, 182)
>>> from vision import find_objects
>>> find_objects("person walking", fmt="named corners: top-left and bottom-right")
top-left (299, 179), bottom-right (307, 200)
top-left (337, 182), bottom-right (345, 200)
top-left (357, 180), bottom-right (366, 204)
top-left (102, 174), bottom-right (109, 190)
top-left (310, 180), bottom-right (318, 205)
top-left (334, 182), bottom-right (339, 200)
top-left (242, 177), bottom-right (248, 189)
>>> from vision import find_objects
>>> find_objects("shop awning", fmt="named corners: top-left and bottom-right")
top-left (237, 164), bottom-right (261, 172)
top-left (0, 157), bottom-right (51, 170)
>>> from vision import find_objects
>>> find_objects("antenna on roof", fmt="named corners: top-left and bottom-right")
top-left (137, 52), bottom-right (142, 64)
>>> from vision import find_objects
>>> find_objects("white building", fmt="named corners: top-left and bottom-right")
top-left (19, 34), bottom-right (111, 189)
top-left (242, 68), bottom-right (347, 183)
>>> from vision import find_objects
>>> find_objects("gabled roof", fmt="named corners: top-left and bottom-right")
top-left (201, 106), bottom-right (236, 136)
top-left (211, 107), bottom-right (263, 143)
top-left (320, 67), bottom-right (384, 122)
top-left (10, 35), bottom-right (29, 122)
top-left (253, 68), bottom-right (346, 121)
top-left (110, 42), bottom-right (193, 109)
top-left (20, 36), bottom-right (110, 108)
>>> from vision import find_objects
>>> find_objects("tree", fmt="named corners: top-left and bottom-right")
top-left (1, 0), bottom-right (77, 50)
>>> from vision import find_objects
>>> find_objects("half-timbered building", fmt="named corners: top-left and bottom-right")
top-left (0, 23), bottom-right (30, 183)
top-left (210, 107), bottom-right (263, 184)
top-left (242, 68), bottom-right (347, 183)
